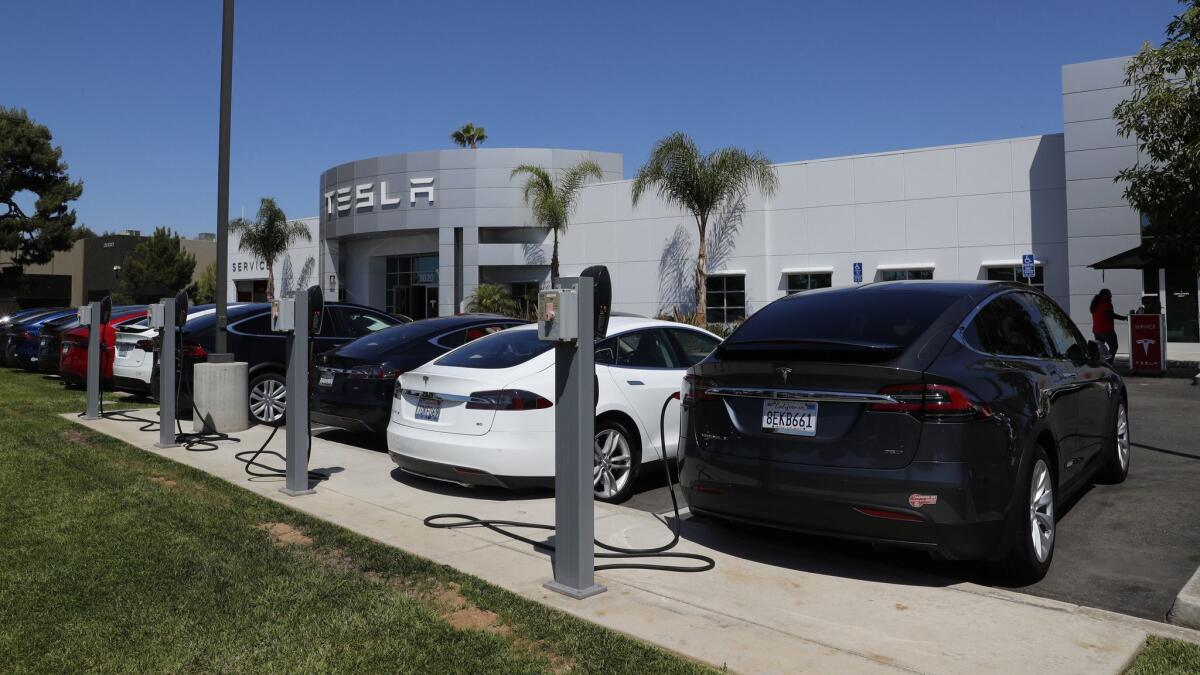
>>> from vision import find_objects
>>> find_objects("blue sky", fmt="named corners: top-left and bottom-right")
top-left (6, 0), bottom-right (1182, 237)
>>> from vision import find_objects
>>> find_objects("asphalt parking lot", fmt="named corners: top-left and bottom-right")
top-left (625, 375), bottom-right (1200, 622)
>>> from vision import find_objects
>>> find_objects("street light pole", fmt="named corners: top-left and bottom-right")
top-left (214, 0), bottom-right (234, 357)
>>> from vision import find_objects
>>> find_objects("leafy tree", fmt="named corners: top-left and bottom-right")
top-left (632, 132), bottom-right (777, 323)
top-left (510, 160), bottom-right (603, 284)
top-left (119, 227), bottom-right (196, 303)
top-left (465, 283), bottom-right (519, 317)
top-left (451, 122), bottom-right (488, 149)
top-left (229, 197), bottom-right (311, 301)
top-left (0, 108), bottom-right (85, 267)
top-left (1114, 0), bottom-right (1200, 269)
top-left (191, 261), bottom-right (218, 304)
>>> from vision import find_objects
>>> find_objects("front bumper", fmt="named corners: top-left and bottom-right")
top-left (679, 450), bottom-right (1011, 560)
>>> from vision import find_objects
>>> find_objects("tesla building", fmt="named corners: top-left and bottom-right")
top-left (238, 55), bottom-right (1196, 360)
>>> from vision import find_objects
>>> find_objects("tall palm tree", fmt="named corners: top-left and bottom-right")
top-left (511, 160), bottom-right (603, 284)
top-left (229, 197), bottom-right (311, 301)
top-left (632, 132), bottom-right (778, 323)
top-left (450, 122), bottom-right (488, 149)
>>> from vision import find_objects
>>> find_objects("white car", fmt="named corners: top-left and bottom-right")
top-left (112, 306), bottom-right (225, 395)
top-left (386, 317), bottom-right (722, 502)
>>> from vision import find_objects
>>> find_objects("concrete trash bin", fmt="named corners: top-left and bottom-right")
top-left (193, 361), bottom-right (250, 433)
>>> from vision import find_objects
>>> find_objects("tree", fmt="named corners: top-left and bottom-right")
top-left (191, 261), bottom-right (218, 304)
top-left (229, 197), bottom-right (311, 301)
top-left (1113, 0), bottom-right (1200, 270)
top-left (450, 122), bottom-right (488, 149)
top-left (119, 227), bottom-right (197, 303)
top-left (465, 283), bottom-right (520, 317)
top-left (0, 108), bottom-right (86, 267)
top-left (510, 160), bottom-right (603, 284)
top-left (632, 132), bottom-right (778, 323)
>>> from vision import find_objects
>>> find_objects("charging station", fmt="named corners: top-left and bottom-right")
top-left (272, 285), bottom-right (323, 496)
top-left (150, 293), bottom-right (188, 448)
top-left (80, 297), bottom-right (112, 420)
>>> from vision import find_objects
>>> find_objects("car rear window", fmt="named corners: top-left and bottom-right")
top-left (723, 290), bottom-right (960, 360)
top-left (435, 329), bottom-right (553, 369)
top-left (337, 322), bottom-right (443, 358)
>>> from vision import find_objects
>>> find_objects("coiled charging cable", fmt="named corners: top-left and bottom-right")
top-left (424, 393), bottom-right (715, 573)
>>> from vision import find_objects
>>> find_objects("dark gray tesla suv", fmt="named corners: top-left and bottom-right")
top-left (679, 281), bottom-right (1129, 582)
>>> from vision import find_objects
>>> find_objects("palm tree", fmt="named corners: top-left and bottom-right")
top-left (229, 197), bottom-right (311, 301)
top-left (632, 132), bottom-right (778, 323)
top-left (465, 283), bottom-right (520, 317)
top-left (450, 122), bottom-right (488, 149)
top-left (510, 160), bottom-right (604, 285)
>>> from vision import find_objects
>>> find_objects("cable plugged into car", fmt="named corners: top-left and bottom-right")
top-left (423, 267), bottom-right (714, 599)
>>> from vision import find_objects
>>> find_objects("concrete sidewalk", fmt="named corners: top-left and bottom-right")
top-left (69, 412), bottom-right (1200, 674)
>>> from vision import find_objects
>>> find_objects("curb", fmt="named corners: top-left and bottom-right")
top-left (1168, 564), bottom-right (1200, 630)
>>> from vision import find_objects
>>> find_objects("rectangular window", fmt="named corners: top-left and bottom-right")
top-left (705, 274), bottom-right (746, 324)
top-left (879, 268), bottom-right (934, 282)
top-left (985, 265), bottom-right (1044, 290)
top-left (785, 272), bottom-right (832, 294)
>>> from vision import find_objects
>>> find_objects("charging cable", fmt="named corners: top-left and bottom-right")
top-left (424, 393), bottom-right (715, 573)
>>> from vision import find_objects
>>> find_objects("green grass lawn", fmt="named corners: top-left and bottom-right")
top-left (1128, 636), bottom-right (1200, 674)
top-left (0, 368), bottom-right (713, 673)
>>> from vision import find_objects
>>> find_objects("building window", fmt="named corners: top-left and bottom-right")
top-left (785, 272), bottom-right (832, 294)
top-left (509, 281), bottom-right (540, 319)
top-left (384, 254), bottom-right (439, 319)
top-left (705, 275), bottom-right (745, 324)
top-left (986, 265), bottom-right (1044, 290)
top-left (879, 268), bottom-right (934, 282)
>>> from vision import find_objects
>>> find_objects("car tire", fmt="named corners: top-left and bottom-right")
top-left (593, 418), bottom-right (640, 504)
top-left (248, 372), bottom-right (287, 427)
top-left (1001, 445), bottom-right (1056, 585)
top-left (1096, 399), bottom-right (1130, 484)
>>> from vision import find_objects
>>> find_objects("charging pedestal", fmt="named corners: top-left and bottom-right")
top-left (278, 286), bottom-right (319, 497)
top-left (540, 276), bottom-right (605, 600)
top-left (81, 300), bottom-right (103, 420)
top-left (154, 297), bottom-right (179, 448)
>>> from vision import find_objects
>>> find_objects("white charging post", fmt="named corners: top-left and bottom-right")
top-left (273, 286), bottom-right (319, 497)
top-left (80, 300), bottom-right (103, 420)
top-left (150, 298), bottom-right (178, 448)
top-left (539, 276), bottom-right (605, 599)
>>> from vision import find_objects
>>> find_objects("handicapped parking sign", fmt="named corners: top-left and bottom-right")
top-left (1022, 254), bottom-right (1036, 279)
top-left (853, 262), bottom-right (863, 284)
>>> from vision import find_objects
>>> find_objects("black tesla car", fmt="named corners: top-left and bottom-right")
top-left (311, 314), bottom-right (527, 435)
top-left (155, 301), bottom-right (407, 425)
top-left (679, 281), bottom-right (1128, 583)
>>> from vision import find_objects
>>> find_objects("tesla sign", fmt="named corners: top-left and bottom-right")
top-left (1129, 313), bottom-right (1166, 373)
top-left (324, 176), bottom-right (435, 217)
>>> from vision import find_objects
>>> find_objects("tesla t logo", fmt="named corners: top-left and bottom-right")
top-left (1136, 338), bottom-right (1156, 355)
top-left (775, 366), bottom-right (792, 383)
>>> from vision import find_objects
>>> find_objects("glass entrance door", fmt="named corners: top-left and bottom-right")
top-left (384, 253), bottom-right (439, 320)
top-left (1165, 268), bottom-right (1199, 343)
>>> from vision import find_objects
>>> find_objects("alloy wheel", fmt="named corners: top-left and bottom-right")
top-left (250, 378), bottom-right (286, 424)
top-left (1029, 458), bottom-right (1055, 563)
top-left (1116, 403), bottom-right (1130, 471)
top-left (593, 428), bottom-right (632, 499)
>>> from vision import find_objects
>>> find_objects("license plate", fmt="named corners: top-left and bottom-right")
top-left (762, 400), bottom-right (818, 436)
top-left (317, 370), bottom-right (334, 388)
top-left (415, 396), bottom-right (441, 422)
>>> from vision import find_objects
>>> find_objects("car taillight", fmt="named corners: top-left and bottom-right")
top-left (466, 389), bottom-right (552, 411)
top-left (181, 343), bottom-right (208, 360)
top-left (682, 374), bottom-right (716, 403)
top-left (870, 384), bottom-right (990, 421)
top-left (346, 365), bottom-right (400, 380)
top-left (135, 339), bottom-right (155, 352)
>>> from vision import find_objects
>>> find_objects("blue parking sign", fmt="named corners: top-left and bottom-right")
top-left (853, 262), bottom-right (863, 283)
top-left (1022, 254), bottom-right (1036, 279)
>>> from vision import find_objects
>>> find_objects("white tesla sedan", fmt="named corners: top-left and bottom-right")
top-left (386, 316), bottom-right (721, 502)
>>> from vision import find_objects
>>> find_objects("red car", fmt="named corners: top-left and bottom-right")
top-left (59, 308), bottom-right (149, 387)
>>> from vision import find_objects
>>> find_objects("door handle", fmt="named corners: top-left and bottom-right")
top-left (626, 380), bottom-right (644, 386)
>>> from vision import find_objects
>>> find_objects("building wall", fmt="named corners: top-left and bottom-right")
top-left (225, 217), bottom-right (321, 301)
top-left (1061, 56), bottom-right (1142, 356)
top-left (558, 135), bottom-right (1069, 318)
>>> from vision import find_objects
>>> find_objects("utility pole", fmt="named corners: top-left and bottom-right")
top-left (214, 0), bottom-right (234, 357)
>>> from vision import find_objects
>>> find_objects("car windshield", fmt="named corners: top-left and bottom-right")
top-left (435, 329), bottom-right (552, 369)
top-left (724, 289), bottom-right (960, 358)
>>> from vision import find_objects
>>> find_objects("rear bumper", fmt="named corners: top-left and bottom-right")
top-left (678, 450), bottom-right (1011, 560)
top-left (386, 420), bottom-right (554, 489)
top-left (311, 392), bottom-right (390, 435)
top-left (113, 375), bottom-right (150, 393)
top-left (312, 409), bottom-right (384, 435)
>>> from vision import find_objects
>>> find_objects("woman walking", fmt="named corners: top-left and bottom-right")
top-left (1089, 288), bottom-right (1125, 363)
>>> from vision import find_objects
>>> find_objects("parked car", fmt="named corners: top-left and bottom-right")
top-left (387, 317), bottom-right (722, 502)
top-left (312, 314), bottom-right (527, 435)
top-left (154, 302), bottom-right (407, 425)
top-left (678, 281), bottom-right (1128, 583)
top-left (2, 308), bottom-right (64, 366)
top-left (4, 308), bottom-right (78, 370)
top-left (57, 307), bottom-right (149, 386)
top-left (40, 305), bottom-right (144, 376)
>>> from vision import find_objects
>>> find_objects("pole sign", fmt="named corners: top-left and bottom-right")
top-left (1022, 254), bottom-right (1036, 280)
top-left (1129, 313), bottom-right (1167, 373)
top-left (852, 262), bottom-right (863, 284)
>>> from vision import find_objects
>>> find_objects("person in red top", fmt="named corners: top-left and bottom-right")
top-left (1089, 288), bottom-right (1125, 363)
